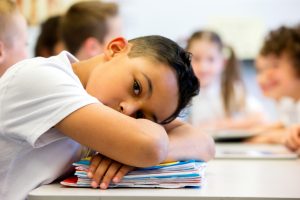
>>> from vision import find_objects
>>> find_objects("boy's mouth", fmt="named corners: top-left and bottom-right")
top-left (261, 80), bottom-right (279, 93)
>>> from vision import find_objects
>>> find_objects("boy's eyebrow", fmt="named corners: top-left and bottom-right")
top-left (141, 72), bottom-right (157, 123)
top-left (141, 72), bottom-right (153, 98)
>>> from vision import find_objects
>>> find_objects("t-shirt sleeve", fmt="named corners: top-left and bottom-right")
top-left (0, 58), bottom-right (99, 148)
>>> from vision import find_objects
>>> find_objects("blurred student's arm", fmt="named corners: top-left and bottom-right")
top-left (245, 122), bottom-right (286, 144)
top-left (201, 113), bottom-right (265, 130)
top-left (285, 125), bottom-right (300, 151)
top-left (164, 119), bottom-right (215, 162)
top-left (55, 103), bottom-right (169, 168)
top-left (210, 95), bottom-right (267, 130)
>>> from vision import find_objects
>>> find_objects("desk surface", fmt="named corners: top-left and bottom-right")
top-left (29, 144), bottom-right (300, 200)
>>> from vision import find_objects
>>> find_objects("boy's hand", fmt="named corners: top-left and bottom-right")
top-left (88, 153), bottom-right (134, 189)
top-left (285, 125), bottom-right (300, 151)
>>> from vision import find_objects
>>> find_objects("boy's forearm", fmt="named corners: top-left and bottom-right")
top-left (56, 104), bottom-right (168, 168)
top-left (164, 120), bottom-right (215, 162)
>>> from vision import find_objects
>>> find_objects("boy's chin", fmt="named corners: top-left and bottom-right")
top-left (263, 91), bottom-right (282, 101)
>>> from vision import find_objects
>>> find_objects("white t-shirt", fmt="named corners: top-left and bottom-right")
top-left (0, 51), bottom-right (99, 200)
top-left (188, 80), bottom-right (264, 126)
top-left (276, 97), bottom-right (300, 126)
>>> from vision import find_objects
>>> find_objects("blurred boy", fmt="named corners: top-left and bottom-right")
top-left (248, 25), bottom-right (300, 144)
top-left (0, 0), bottom-right (28, 76)
top-left (60, 0), bottom-right (121, 60)
top-left (0, 35), bottom-right (215, 199)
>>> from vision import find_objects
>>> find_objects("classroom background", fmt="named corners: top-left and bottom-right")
top-left (20, 0), bottom-right (300, 121)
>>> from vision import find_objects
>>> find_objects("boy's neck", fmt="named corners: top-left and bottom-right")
top-left (72, 54), bottom-right (105, 88)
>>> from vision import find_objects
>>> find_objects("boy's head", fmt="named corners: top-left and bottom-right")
top-left (0, 0), bottom-right (28, 76)
top-left (61, 0), bottom-right (121, 60)
top-left (84, 36), bottom-right (199, 124)
top-left (35, 15), bottom-right (64, 57)
top-left (256, 25), bottom-right (300, 100)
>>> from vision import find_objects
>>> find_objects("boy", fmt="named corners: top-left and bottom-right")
top-left (0, 0), bottom-right (28, 76)
top-left (0, 35), bottom-right (215, 199)
top-left (248, 25), bottom-right (300, 144)
top-left (60, 0), bottom-right (121, 60)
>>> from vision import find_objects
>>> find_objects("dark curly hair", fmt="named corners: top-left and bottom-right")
top-left (129, 35), bottom-right (200, 124)
top-left (260, 24), bottom-right (300, 77)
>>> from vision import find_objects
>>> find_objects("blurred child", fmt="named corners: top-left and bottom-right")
top-left (186, 30), bottom-right (265, 131)
top-left (248, 25), bottom-right (300, 144)
top-left (60, 0), bottom-right (121, 60)
top-left (0, 35), bottom-right (214, 199)
top-left (0, 0), bottom-right (28, 76)
top-left (35, 15), bottom-right (64, 57)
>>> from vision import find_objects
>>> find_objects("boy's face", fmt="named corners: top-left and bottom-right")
top-left (256, 54), bottom-right (300, 100)
top-left (188, 39), bottom-right (224, 88)
top-left (85, 39), bottom-right (179, 123)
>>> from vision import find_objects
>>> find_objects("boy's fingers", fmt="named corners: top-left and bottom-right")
top-left (100, 162), bottom-right (122, 189)
top-left (88, 154), bottom-right (102, 178)
top-left (113, 165), bottom-right (135, 183)
top-left (92, 157), bottom-right (112, 188)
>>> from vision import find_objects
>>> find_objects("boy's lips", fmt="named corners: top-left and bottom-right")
top-left (261, 81), bottom-right (279, 92)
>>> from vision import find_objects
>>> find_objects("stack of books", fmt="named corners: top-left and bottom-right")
top-left (61, 158), bottom-right (206, 188)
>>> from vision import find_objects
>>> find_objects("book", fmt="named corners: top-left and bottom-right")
top-left (61, 158), bottom-right (206, 189)
top-left (215, 144), bottom-right (298, 159)
top-left (208, 129), bottom-right (259, 142)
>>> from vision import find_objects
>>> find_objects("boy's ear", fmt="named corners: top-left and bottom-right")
top-left (104, 37), bottom-right (129, 59)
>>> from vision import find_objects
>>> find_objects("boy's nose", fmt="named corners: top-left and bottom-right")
top-left (199, 62), bottom-right (210, 71)
top-left (119, 101), bottom-right (139, 117)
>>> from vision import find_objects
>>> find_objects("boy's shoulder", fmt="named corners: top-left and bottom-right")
top-left (0, 51), bottom-right (83, 97)
top-left (2, 51), bottom-right (77, 79)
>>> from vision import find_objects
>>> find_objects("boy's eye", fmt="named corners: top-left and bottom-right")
top-left (133, 80), bottom-right (141, 95)
top-left (135, 110), bottom-right (145, 119)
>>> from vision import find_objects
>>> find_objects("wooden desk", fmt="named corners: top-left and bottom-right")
top-left (29, 144), bottom-right (300, 200)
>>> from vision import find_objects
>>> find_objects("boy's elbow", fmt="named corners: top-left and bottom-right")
top-left (137, 129), bottom-right (169, 167)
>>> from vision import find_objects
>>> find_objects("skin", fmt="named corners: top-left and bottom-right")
top-left (55, 37), bottom-right (215, 189)
top-left (285, 125), bottom-right (300, 151)
top-left (0, 11), bottom-right (28, 76)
